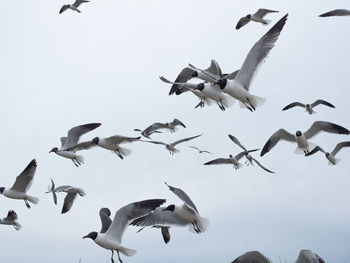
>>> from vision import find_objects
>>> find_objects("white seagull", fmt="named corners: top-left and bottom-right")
top-left (189, 146), bottom-right (213, 155)
top-left (319, 9), bottom-right (350, 17)
top-left (46, 178), bottom-right (86, 214)
top-left (204, 151), bottom-right (258, 170)
top-left (131, 182), bottom-right (209, 234)
top-left (0, 159), bottom-right (39, 209)
top-left (59, 0), bottom-right (89, 14)
top-left (91, 135), bottom-right (141, 159)
top-left (236, 9), bottom-right (279, 30)
top-left (305, 141), bottom-right (350, 165)
top-left (260, 121), bottom-right (350, 156)
top-left (295, 249), bottom-right (325, 263)
top-left (282, 100), bottom-right (335, 114)
top-left (134, 118), bottom-right (186, 139)
top-left (141, 134), bottom-right (202, 154)
top-left (212, 14), bottom-right (288, 111)
top-left (231, 250), bottom-right (272, 263)
top-left (83, 199), bottom-right (166, 263)
top-left (49, 123), bottom-right (101, 167)
top-left (0, 210), bottom-right (22, 231)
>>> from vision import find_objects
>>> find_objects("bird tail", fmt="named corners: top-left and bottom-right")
top-left (27, 195), bottom-right (39, 204)
top-left (329, 158), bottom-right (340, 165)
top-left (119, 146), bottom-right (132, 156)
top-left (119, 246), bottom-right (137, 257)
top-left (221, 95), bottom-right (235, 108)
top-left (76, 155), bottom-right (85, 164)
top-left (189, 216), bottom-right (210, 233)
top-left (295, 142), bottom-right (316, 155)
top-left (263, 19), bottom-right (271, 25)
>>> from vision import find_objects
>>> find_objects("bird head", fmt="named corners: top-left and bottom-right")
top-left (325, 152), bottom-right (330, 157)
top-left (306, 104), bottom-right (310, 108)
top-left (296, 131), bottom-right (302, 137)
top-left (214, 78), bottom-right (227, 89)
top-left (195, 83), bottom-right (205, 91)
top-left (0, 187), bottom-right (4, 194)
top-left (229, 154), bottom-right (233, 158)
top-left (83, 231), bottom-right (98, 240)
top-left (246, 14), bottom-right (251, 19)
top-left (92, 137), bottom-right (99, 145)
top-left (49, 147), bottom-right (58, 153)
top-left (162, 204), bottom-right (175, 212)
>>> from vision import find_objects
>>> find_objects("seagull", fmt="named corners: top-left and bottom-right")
top-left (46, 178), bottom-right (86, 214)
top-left (282, 100), bottom-right (335, 114)
top-left (295, 249), bottom-right (325, 263)
top-left (236, 9), bottom-right (279, 30)
top-left (212, 14), bottom-right (288, 111)
top-left (305, 141), bottom-right (350, 165)
top-left (49, 123), bottom-right (101, 167)
top-left (134, 119), bottom-right (186, 139)
top-left (189, 146), bottom-right (213, 155)
top-left (91, 135), bottom-right (141, 159)
top-left (204, 151), bottom-right (258, 170)
top-left (59, 0), bottom-right (89, 14)
top-left (0, 210), bottom-right (22, 231)
top-left (231, 251), bottom-right (272, 263)
top-left (130, 182), bottom-right (209, 234)
top-left (0, 159), bottom-right (39, 209)
top-left (83, 199), bottom-right (166, 263)
top-left (260, 121), bottom-right (350, 156)
top-left (141, 134), bottom-right (202, 154)
top-left (228, 135), bottom-right (274, 173)
top-left (319, 9), bottom-right (350, 17)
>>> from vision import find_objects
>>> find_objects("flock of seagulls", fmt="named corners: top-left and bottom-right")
top-left (2, 2), bottom-right (349, 263)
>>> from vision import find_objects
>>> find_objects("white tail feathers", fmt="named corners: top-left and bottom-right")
top-left (27, 196), bottom-right (39, 204)
top-left (119, 246), bottom-right (137, 257)
top-left (76, 155), bottom-right (85, 164)
top-left (222, 95), bottom-right (235, 108)
top-left (119, 146), bottom-right (131, 156)
top-left (189, 217), bottom-right (210, 233)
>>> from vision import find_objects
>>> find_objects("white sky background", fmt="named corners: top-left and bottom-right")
top-left (0, 0), bottom-right (350, 262)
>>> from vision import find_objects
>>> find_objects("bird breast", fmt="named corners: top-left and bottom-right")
top-left (95, 235), bottom-right (121, 250)
top-left (3, 189), bottom-right (28, 199)
top-left (295, 134), bottom-right (308, 149)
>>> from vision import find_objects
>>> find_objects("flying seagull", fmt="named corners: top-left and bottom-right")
top-left (0, 210), bottom-right (22, 231)
top-left (228, 135), bottom-right (274, 173)
top-left (305, 141), bottom-right (350, 165)
top-left (0, 159), bottom-right (39, 209)
top-left (49, 123), bottom-right (101, 167)
top-left (59, 0), bottom-right (89, 14)
top-left (141, 134), bottom-right (202, 154)
top-left (83, 199), bottom-right (166, 263)
top-left (134, 119), bottom-right (186, 139)
top-left (282, 100), bottom-right (335, 114)
top-left (231, 250), bottom-right (272, 263)
top-left (46, 178), bottom-right (86, 214)
top-left (319, 9), bottom-right (350, 17)
top-left (260, 121), bottom-right (350, 156)
top-left (212, 14), bottom-right (288, 111)
top-left (204, 150), bottom-right (259, 170)
top-left (236, 9), bottom-right (279, 30)
top-left (92, 135), bottom-right (141, 159)
top-left (295, 249), bottom-right (325, 263)
top-left (189, 146), bottom-right (213, 155)
top-left (131, 182), bottom-right (209, 234)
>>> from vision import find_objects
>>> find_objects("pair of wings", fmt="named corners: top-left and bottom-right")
top-left (136, 119), bottom-right (186, 136)
top-left (236, 9), bottom-right (278, 29)
top-left (143, 134), bottom-right (202, 148)
top-left (282, 100), bottom-right (335, 111)
top-left (10, 159), bottom-right (37, 193)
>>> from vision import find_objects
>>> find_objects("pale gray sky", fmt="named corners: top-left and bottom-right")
top-left (0, 0), bottom-right (350, 262)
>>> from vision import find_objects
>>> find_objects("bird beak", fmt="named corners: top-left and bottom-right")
top-left (49, 150), bottom-right (53, 153)
top-left (82, 235), bottom-right (88, 239)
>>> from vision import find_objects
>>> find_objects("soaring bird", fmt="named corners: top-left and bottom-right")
top-left (49, 123), bottom-right (101, 167)
top-left (260, 121), bottom-right (350, 156)
top-left (83, 199), bottom-right (166, 263)
top-left (236, 9), bottom-right (279, 30)
top-left (134, 118), bottom-right (186, 139)
top-left (305, 141), bottom-right (350, 165)
top-left (0, 159), bottom-right (39, 208)
top-left (59, 0), bottom-right (89, 14)
top-left (0, 210), bottom-right (22, 231)
top-left (319, 9), bottom-right (350, 17)
top-left (282, 100), bottom-right (335, 114)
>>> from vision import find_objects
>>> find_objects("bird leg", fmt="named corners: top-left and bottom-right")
top-left (110, 250), bottom-right (115, 263)
top-left (117, 251), bottom-right (123, 263)
top-left (246, 98), bottom-right (255, 111)
top-left (114, 149), bottom-right (124, 159)
top-left (71, 159), bottom-right (79, 167)
top-left (25, 200), bottom-right (31, 209)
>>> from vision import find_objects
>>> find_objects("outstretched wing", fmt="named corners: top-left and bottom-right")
top-left (260, 129), bottom-right (295, 156)
top-left (168, 67), bottom-right (197, 95)
top-left (236, 16), bottom-right (251, 30)
top-left (64, 141), bottom-right (97, 152)
top-left (165, 182), bottom-right (198, 213)
top-left (204, 158), bottom-right (231, 165)
top-left (10, 159), bottom-right (37, 193)
top-left (254, 9), bottom-right (279, 18)
top-left (332, 141), bottom-right (350, 156)
top-left (62, 193), bottom-right (78, 214)
top-left (62, 123), bottom-right (101, 150)
top-left (311, 99), bottom-right (335, 109)
top-left (251, 157), bottom-right (275, 173)
top-left (305, 146), bottom-right (325, 157)
top-left (170, 119), bottom-right (186, 128)
top-left (73, 0), bottom-right (90, 8)
top-left (6, 210), bottom-right (18, 221)
top-left (319, 9), bottom-right (350, 17)
top-left (228, 135), bottom-right (248, 151)
top-left (172, 134), bottom-right (202, 146)
top-left (282, 102), bottom-right (305, 111)
top-left (99, 208), bottom-right (112, 233)
top-left (105, 135), bottom-right (141, 145)
top-left (304, 121), bottom-right (350, 139)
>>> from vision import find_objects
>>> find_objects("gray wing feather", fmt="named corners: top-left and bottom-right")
top-left (260, 129), bottom-right (295, 156)
top-left (62, 193), bottom-right (78, 214)
top-left (10, 159), bottom-right (37, 193)
top-left (235, 149), bottom-right (259, 160)
top-left (235, 14), bottom-right (288, 90)
top-left (6, 210), bottom-right (18, 221)
top-left (99, 208), bottom-right (112, 233)
top-left (223, 70), bottom-right (239, 80)
top-left (332, 141), bottom-right (350, 156)
top-left (170, 119), bottom-right (186, 128)
top-left (172, 134), bottom-right (202, 146)
top-left (73, 0), bottom-right (89, 8)
top-left (169, 67), bottom-right (197, 95)
top-left (236, 16), bottom-right (251, 30)
top-left (304, 121), bottom-right (350, 139)
top-left (311, 100), bottom-right (335, 108)
top-left (105, 135), bottom-right (141, 145)
top-left (165, 182), bottom-right (198, 213)
top-left (305, 146), bottom-right (325, 157)
top-left (228, 135), bottom-right (248, 151)
top-left (204, 158), bottom-right (231, 165)
top-left (60, 137), bottom-right (67, 147)
top-left (282, 102), bottom-right (305, 111)
top-left (64, 141), bottom-right (97, 152)
top-left (62, 123), bottom-right (101, 150)
top-left (319, 9), bottom-right (350, 17)
top-left (255, 9), bottom-right (279, 18)
top-left (252, 157), bottom-right (275, 173)
top-left (161, 227), bottom-right (170, 244)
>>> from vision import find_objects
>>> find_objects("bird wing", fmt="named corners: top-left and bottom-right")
top-left (6, 210), bottom-right (18, 221)
top-left (204, 158), bottom-right (232, 165)
top-left (160, 76), bottom-right (198, 90)
top-left (171, 134), bottom-right (202, 146)
top-left (161, 227), bottom-right (171, 244)
top-left (305, 146), bottom-right (325, 157)
top-left (188, 63), bottom-right (219, 81)
top-left (99, 208), bottom-right (112, 234)
top-left (105, 135), bottom-right (141, 145)
top-left (251, 157), bottom-right (275, 173)
top-left (235, 14), bottom-right (288, 90)
top-left (168, 67), bottom-right (197, 95)
top-left (170, 118), bottom-right (186, 128)
top-left (223, 69), bottom-right (239, 80)
top-left (142, 140), bottom-right (167, 146)
top-left (260, 129), bottom-right (295, 156)
top-left (59, 5), bottom-right (69, 14)
top-left (232, 251), bottom-right (272, 263)
top-left (319, 9), bottom-right (350, 17)
top-left (304, 121), bottom-right (350, 139)
top-left (105, 199), bottom-right (165, 243)
top-left (282, 102), bottom-right (305, 111)
top-left (73, 0), bottom-right (89, 8)
top-left (62, 193), bottom-right (78, 214)
top-left (142, 123), bottom-right (166, 135)
top-left (165, 182), bottom-right (198, 213)
top-left (236, 16), bottom-right (251, 30)
top-left (60, 137), bottom-right (67, 147)
top-left (332, 141), bottom-right (350, 156)
top-left (64, 140), bottom-right (97, 152)
top-left (235, 149), bottom-right (259, 160)
top-left (10, 159), bottom-right (37, 193)
top-left (205, 59), bottom-right (223, 77)
top-left (254, 8), bottom-right (279, 18)
top-left (189, 146), bottom-right (200, 151)
top-left (311, 99), bottom-right (335, 108)
top-left (49, 178), bottom-right (58, 205)
top-left (62, 123), bottom-right (101, 150)
top-left (228, 135), bottom-right (248, 151)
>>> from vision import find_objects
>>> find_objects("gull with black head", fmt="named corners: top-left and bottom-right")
top-left (0, 210), bottom-right (22, 231)
top-left (305, 141), bottom-right (350, 165)
top-left (236, 9), bottom-right (279, 29)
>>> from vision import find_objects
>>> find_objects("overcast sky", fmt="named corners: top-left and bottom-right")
top-left (1, 0), bottom-right (350, 262)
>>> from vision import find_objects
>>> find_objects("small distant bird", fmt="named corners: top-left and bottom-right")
top-left (282, 100), bottom-right (335, 114)
top-left (131, 182), bottom-right (209, 234)
top-left (59, 0), bottom-right (89, 14)
top-left (189, 146), bottom-right (213, 155)
top-left (228, 135), bottom-right (274, 173)
top-left (141, 134), bottom-right (202, 154)
top-left (231, 250), bottom-right (272, 263)
top-left (49, 123), bottom-right (101, 167)
top-left (0, 159), bottom-right (39, 209)
top-left (83, 199), bottom-right (166, 263)
top-left (319, 9), bottom-right (350, 17)
top-left (134, 119), bottom-right (186, 139)
top-left (236, 9), bottom-right (279, 30)
top-left (92, 135), bottom-right (141, 159)
top-left (305, 141), bottom-right (350, 165)
top-left (295, 249), bottom-right (325, 263)
top-left (0, 210), bottom-right (22, 231)
top-left (204, 151), bottom-right (259, 170)
top-left (260, 121), bottom-right (350, 156)
top-left (46, 178), bottom-right (86, 214)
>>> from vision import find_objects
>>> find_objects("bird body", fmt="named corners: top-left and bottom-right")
top-left (0, 210), bottom-right (22, 231)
